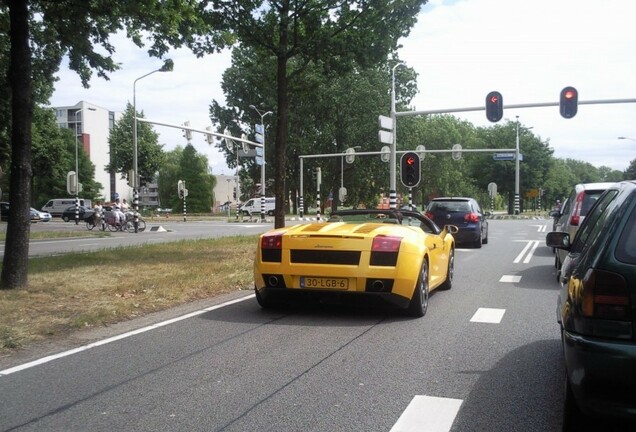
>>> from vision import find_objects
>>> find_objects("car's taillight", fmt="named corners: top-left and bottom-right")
top-left (424, 211), bottom-right (434, 220)
top-left (569, 191), bottom-right (584, 226)
top-left (261, 233), bottom-right (282, 262)
top-left (372, 235), bottom-right (402, 252)
top-left (464, 212), bottom-right (480, 222)
top-left (581, 269), bottom-right (631, 320)
top-left (370, 235), bottom-right (401, 266)
top-left (261, 233), bottom-right (282, 249)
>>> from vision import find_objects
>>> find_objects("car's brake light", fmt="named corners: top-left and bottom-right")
top-left (261, 233), bottom-right (282, 249)
top-left (372, 235), bottom-right (402, 252)
top-left (581, 269), bottom-right (631, 320)
top-left (424, 211), bottom-right (434, 220)
top-left (569, 191), bottom-right (584, 226)
top-left (464, 212), bottom-right (480, 222)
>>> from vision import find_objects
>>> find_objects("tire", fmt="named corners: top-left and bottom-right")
top-left (255, 287), bottom-right (274, 308)
top-left (267, 210), bottom-right (274, 216)
top-left (86, 221), bottom-right (94, 231)
top-left (63, 216), bottom-right (70, 222)
top-left (407, 259), bottom-right (429, 317)
top-left (126, 221), bottom-right (135, 233)
top-left (473, 235), bottom-right (482, 249)
top-left (562, 372), bottom-right (585, 432)
top-left (482, 227), bottom-right (488, 244)
top-left (107, 223), bottom-right (119, 232)
top-left (138, 219), bottom-right (146, 232)
top-left (439, 248), bottom-right (455, 290)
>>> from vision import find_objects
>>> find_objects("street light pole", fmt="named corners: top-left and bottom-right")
top-left (390, 63), bottom-right (405, 209)
top-left (515, 116), bottom-right (520, 215)
top-left (249, 105), bottom-right (273, 222)
top-left (133, 59), bottom-right (173, 232)
top-left (74, 106), bottom-right (95, 225)
top-left (618, 136), bottom-right (636, 142)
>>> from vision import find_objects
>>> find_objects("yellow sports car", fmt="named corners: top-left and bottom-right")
top-left (254, 209), bottom-right (458, 317)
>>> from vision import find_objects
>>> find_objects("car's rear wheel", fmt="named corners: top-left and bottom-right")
top-left (439, 248), bottom-right (454, 290)
top-left (63, 215), bottom-right (70, 222)
top-left (473, 235), bottom-right (482, 248)
top-left (562, 372), bottom-right (585, 432)
top-left (407, 259), bottom-right (429, 317)
top-left (255, 287), bottom-right (274, 309)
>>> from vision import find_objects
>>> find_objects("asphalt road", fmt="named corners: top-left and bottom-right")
top-left (0, 219), bottom-right (570, 431)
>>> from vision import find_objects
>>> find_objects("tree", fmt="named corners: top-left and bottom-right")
top-left (203, 0), bottom-right (428, 227)
top-left (107, 103), bottom-right (165, 189)
top-left (1, 0), bottom-right (223, 289)
top-left (177, 144), bottom-right (214, 213)
top-left (626, 159), bottom-right (636, 180)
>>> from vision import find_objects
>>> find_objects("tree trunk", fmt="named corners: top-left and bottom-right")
top-left (1, 0), bottom-right (34, 289)
top-left (273, 0), bottom-right (289, 229)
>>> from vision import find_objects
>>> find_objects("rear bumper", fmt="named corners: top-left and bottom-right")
top-left (563, 328), bottom-right (636, 420)
top-left (453, 227), bottom-right (481, 243)
top-left (255, 285), bottom-right (411, 309)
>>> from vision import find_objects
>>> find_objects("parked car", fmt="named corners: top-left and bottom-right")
top-left (552, 182), bottom-right (615, 280)
top-left (61, 205), bottom-right (94, 222)
top-left (424, 197), bottom-right (488, 248)
top-left (546, 180), bottom-right (636, 430)
top-left (254, 208), bottom-right (458, 317)
top-left (32, 208), bottom-right (52, 222)
top-left (1, 202), bottom-right (41, 223)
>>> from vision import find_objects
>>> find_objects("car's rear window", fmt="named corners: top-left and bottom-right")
top-left (429, 201), bottom-right (470, 212)
top-left (616, 202), bottom-right (636, 264)
top-left (581, 190), bottom-right (606, 216)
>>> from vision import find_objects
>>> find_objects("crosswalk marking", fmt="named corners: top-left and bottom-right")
top-left (499, 275), bottom-right (521, 283)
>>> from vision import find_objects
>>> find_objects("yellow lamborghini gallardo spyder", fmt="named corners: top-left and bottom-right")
top-left (254, 209), bottom-right (458, 317)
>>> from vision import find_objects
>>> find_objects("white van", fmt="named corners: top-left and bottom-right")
top-left (42, 198), bottom-right (92, 217)
top-left (240, 197), bottom-right (275, 216)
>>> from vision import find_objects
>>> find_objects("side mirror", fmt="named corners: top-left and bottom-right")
top-left (546, 231), bottom-right (571, 250)
top-left (444, 224), bottom-right (459, 235)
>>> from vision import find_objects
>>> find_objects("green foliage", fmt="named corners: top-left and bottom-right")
top-left (107, 103), bottom-right (165, 186)
top-left (626, 159), bottom-right (636, 180)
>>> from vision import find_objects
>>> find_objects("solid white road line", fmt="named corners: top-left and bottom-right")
top-left (390, 395), bottom-right (463, 432)
top-left (470, 308), bottom-right (506, 324)
top-left (0, 294), bottom-right (255, 377)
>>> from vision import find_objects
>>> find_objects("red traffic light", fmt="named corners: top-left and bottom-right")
top-left (485, 91), bottom-right (503, 122)
top-left (560, 86), bottom-right (578, 119)
top-left (406, 156), bottom-right (416, 165)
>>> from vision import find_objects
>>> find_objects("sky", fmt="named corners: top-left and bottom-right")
top-left (50, 0), bottom-right (636, 175)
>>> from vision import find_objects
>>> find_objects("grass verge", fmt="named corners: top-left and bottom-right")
top-left (0, 235), bottom-right (258, 355)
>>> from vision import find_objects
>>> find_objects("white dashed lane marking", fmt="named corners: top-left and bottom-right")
top-left (499, 275), bottom-right (522, 283)
top-left (390, 395), bottom-right (463, 432)
top-left (470, 308), bottom-right (506, 323)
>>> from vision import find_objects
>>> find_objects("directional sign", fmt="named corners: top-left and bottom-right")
top-left (493, 153), bottom-right (515, 161)
top-left (255, 156), bottom-right (263, 166)
top-left (238, 149), bottom-right (257, 157)
top-left (488, 182), bottom-right (497, 197)
top-left (256, 147), bottom-right (263, 157)
top-left (255, 124), bottom-right (264, 134)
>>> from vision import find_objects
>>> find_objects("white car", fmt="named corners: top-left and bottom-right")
top-left (32, 208), bottom-right (52, 222)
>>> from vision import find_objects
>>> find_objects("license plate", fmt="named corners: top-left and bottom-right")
top-left (300, 277), bottom-right (348, 289)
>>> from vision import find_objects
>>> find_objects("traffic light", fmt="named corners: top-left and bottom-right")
top-left (485, 91), bottom-right (503, 122)
top-left (560, 86), bottom-right (578, 119)
top-left (400, 152), bottom-right (420, 187)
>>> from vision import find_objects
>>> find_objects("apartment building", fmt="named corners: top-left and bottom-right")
top-left (55, 101), bottom-right (132, 203)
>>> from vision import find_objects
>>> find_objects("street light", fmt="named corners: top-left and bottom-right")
top-left (74, 106), bottom-right (96, 224)
top-left (618, 136), bottom-right (636, 142)
top-left (133, 59), bottom-right (173, 232)
top-left (249, 104), bottom-right (273, 222)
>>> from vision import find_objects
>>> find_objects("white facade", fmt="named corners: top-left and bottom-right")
top-left (54, 101), bottom-right (131, 202)
top-left (214, 174), bottom-right (238, 212)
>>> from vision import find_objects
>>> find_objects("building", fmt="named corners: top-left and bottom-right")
top-left (54, 101), bottom-right (131, 203)
top-left (214, 174), bottom-right (238, 213)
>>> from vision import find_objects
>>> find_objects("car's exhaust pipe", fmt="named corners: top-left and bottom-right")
top-left (372, 280), bottom-right (385, 291)
top-left (268, 275), bottom-right (280, 287)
